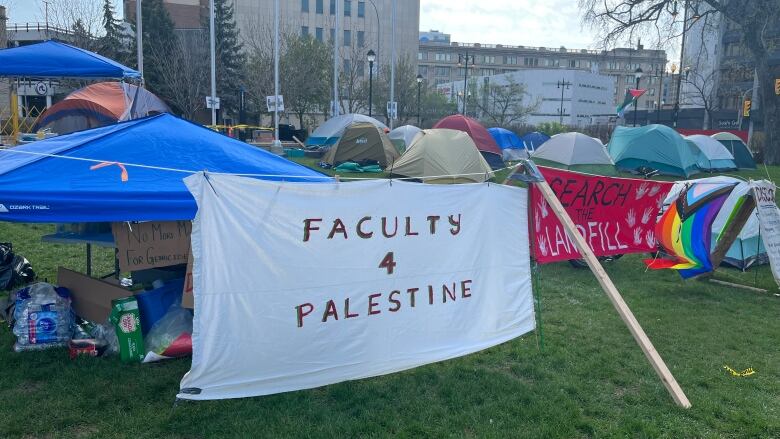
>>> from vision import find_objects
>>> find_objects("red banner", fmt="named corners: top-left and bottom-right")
top-left (530, 167), bottom-right (674, 263)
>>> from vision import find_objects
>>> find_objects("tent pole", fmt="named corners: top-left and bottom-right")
top-left (533, 175), bottom-right (691, 408)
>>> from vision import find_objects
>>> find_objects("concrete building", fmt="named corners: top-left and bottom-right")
top-left (418, 37), bottom-right (667, 111)
top-left (436, 68), bottom-right (615, 127)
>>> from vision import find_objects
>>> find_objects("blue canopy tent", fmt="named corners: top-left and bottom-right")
top-left (0, 113), bottom-right (327, 223)
top-left (521, 131), bottom-right (551, 150)
top-left (488, 127), bottom-right (529, 161)
top-left (0, 40), bottom-right (141, 79)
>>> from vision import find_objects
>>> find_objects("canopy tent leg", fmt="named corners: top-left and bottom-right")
top-left (532, 262), bottom-right (544, 352)
top-left (86, 243), bottom-right (92, 277)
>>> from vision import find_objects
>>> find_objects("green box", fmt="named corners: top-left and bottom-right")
top-left (109, 296), bottom-right (144, 363)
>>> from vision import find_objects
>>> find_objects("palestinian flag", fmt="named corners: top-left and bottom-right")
top-left (616, 89), bottom-right (647, 118)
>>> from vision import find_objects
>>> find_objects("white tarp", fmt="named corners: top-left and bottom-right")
top-left (178, 174), bottom-right (534, 400)
top-left (751, 180), bottom-right (780, 285)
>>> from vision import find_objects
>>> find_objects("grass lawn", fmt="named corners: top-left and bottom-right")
top-left (0, 164), bottom-right (778, 438)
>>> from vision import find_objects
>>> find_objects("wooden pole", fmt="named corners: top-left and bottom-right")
top-left (534, 180), bottom-right (692, 408)
top-left (292, 135), bottom-right (306, 149)
top-left (708, 195), bottom-right (756, 271)
top-left (708, 279), bottom-right (767, 293)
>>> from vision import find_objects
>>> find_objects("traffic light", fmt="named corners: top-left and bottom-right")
top-left (743, 99), bottom-right (751, 118)
top-left (775, 78), bottom-right (780, 95)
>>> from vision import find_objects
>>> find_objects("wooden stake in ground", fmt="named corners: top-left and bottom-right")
top-left (532, 177), bottom-right (692, 409)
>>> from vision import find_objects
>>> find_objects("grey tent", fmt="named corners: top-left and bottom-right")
top-left (712, 132), bottom-right (756, 169)
top-left (323, 122), bottom-right (399, 167)
top-left (391, 129), bottom-right (494, 183)
top-left (388, 125), bottom-right (421, 153)
top-left (530, 132), bottom-right (618, 175)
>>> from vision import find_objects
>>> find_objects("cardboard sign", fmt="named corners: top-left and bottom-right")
top-left (57, 267), bottom-right (133, 322)
top-left (182, 245), bottom-right (194, 309)
top-left (112, 221), bottom-right (191, 272)
top-left (530, 167), bottom-right (674, 263)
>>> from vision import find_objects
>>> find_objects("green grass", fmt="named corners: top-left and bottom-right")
top-left (0, 166), bottom-right (779, 438)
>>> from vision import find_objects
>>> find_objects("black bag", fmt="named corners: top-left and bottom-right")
top-left (0, 243), bottom-right (35, 291)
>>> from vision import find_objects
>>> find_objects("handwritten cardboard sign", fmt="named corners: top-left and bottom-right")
top-left (112, 221), bottom-right (191, 272)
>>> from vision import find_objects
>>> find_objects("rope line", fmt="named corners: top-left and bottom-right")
top-left (0, 148), bottom-right (516, 182)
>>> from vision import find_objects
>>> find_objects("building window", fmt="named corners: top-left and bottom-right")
top-left (504, 56), bottom-right (517, 65)
top-left (435, 66), bottom-right (450, 76)
top-left (357, 30), bottom-right (364, 47)
top-left (434, 53), bottom-right (451, 61)
top-left (344, 58), bottom-right (351, 72)
top-left (301, 26), bottom-right (309, 36)
top-left (343, 30), bottom-right (351, 46)
top-left (330, 0), bottom-right (336, 14)
top-left (330, 28), bottom-right (335, 42)
top-left (356, 60), bottom-right (365, 77)
top-left (418, 51), bottom-right (426, 60)
top-left (316, 27), bottom-right (323, 41)
top-left (569, 59), bottom-right (578, 68)
top-left (418, 65), bottom-right (428, 76)
top-left (344, 0), bottom-right (351, 16)
top-left (302, 0), bottom-right (309, 12)
top-left (358, 0), bottom-right (365, 17)
top-left (524, 57), bottom-right (538, 66)
top-left (316, 0), bottom-right (323, 13)
top-left (546, 59), bottom-right (559, 67)
top-left (484, 55), bottom-right (495, 64)
top-left (481, 68), bottom-right (495, 76)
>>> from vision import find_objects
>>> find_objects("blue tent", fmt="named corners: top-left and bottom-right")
top-left (521, 131), bottom-right (550, 150)
top-left (488, 127), bottom-right (526, 149)
top-left (0, 114), bottom-right (327, 222)
top-left (0, 41), bottom-right (140, 79)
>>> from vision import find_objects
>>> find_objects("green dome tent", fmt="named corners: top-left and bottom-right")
top-left (685, 135), bottom-right (737, 172)
top-left (323, 122), bottom-right (399, 167)
top-left (607, 125), bottom-right (701, 177)
top-left (530, 132), bottom-right (617, 176)
top-left (712, 132), bottom-right (756, 169)
top-left (390, 129), bottom-right (493, 183)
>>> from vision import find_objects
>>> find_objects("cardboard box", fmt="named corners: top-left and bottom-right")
top-left (182, 246), bottom-right (194, 309)
top-left (58, 267), bottom-right (134, 323)
top-left (112, 221), bottom-right (191, 272)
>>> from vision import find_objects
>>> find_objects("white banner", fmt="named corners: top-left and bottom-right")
top-left (751, 180), bottom-right (780, 286)
top-left (178, 174), bottom-right (534, 400)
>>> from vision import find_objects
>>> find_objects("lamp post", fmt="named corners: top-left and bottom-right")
top-left (457, 52), bottom-right (474, 116)
top-left (672, 0), bottom-right (689, 128)
top-left (556, 79), bottom-right (571, 125)
top-left (655, 67), bottom-right (664, 123)
top-left (367, 49), bottom-right (376, 117)
top-left (633, 67), bottom-right (643, 127)
top-left (416, 74), bottom-right (423, 126)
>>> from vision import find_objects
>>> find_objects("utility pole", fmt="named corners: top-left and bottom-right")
top-left (273, 0), bottom-right (280, 146)
top-left (42, 0), bottom-right (50, 39)
top-left (557, 79), bottom-right (571, 125)
top-left (209, 0), bottom-right (216, 125)
top-left (656, 68), bottom-right (664, 123)
top-left (389, 0), bottom-right (396, 128)
top-left (136, 0), bottom-right (143, 78)
top-left (673, 0), bottom-right (689, 128)
top-left (333, 0), bottom-right (340, 117)
top-left (458, 51), bottom-right (474, 116)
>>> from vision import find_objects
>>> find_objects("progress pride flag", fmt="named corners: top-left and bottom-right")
top-left (530, 167), bottom-right (674, 263)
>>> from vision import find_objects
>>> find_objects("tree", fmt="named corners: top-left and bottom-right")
top-left (474, 76), bottom-right (539, 127)
top-left (339, 44), bottom-right (369, 115)
top-left (536, 121), bottom-right (568, 136)
top-left (373, 56), bottom-right (419, 125)
top-left (419, 88), bottom-right (457, 128)
top-left (98, 0), bottom-right (125, 62)
top-left (70, 18), bottom-right (95, 52)
top-left (211, 0), bottom-right (246, 119)
top-left (135, 0), bottom-right (177, 99)
top-left (580, 0), bottom-right (780, 163)
top-left (149, 33), bottom-right (209, 120)
top-left (681, 67), bottom-right (719, 129)
top-left (281, 35), bottom-right (331, 128)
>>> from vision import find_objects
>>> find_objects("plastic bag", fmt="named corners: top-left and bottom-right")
top-left (0, 243), bottom-right (35, 291)
top-left (142, 304), bottom-right (192, 363)
top-left (12, 282), bottom-right (74, 352)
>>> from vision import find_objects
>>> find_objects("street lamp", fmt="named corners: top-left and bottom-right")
top-left (416, 74), bottom-right (423, 126)
top-left (457, 52), bottom-right (474, 115)
top-left (367, 49), bottom-right (376, 117)
top-left (633, 67), bottom-right (643, 127)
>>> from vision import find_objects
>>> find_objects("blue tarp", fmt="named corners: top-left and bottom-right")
top-left (488, 127), bottom-right (527, 150)
top-left (521, 132), bottom-right (550, 150)
top-left (0, 113), bottom-right (327, 222)
top-left (0, 41), bottom-right (140, 79)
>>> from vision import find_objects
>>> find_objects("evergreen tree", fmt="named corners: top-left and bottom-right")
top-left (136, 0), bottom-right (177, 98)
top-left (71, 18), bottom-right (95, 52)
top-left (99, 0), bottom-right (125, 63)
top-left (211, 0), bottom-right (245, 119)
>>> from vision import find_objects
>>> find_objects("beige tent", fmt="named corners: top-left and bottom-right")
top-left (391, 129), bottom-right (494, 183)
top-left (323, 122), bottom-right (399, 167)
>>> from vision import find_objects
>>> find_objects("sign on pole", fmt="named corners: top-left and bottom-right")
top-left (205, 96), bottom-right (221, 110)
top-left (266, 95), bottom-right (284, 112)
top-left (386, 101), bottom-right (398, 119)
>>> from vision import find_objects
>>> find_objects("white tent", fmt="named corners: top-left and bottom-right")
top-left (663, 176), bottom-right (765, 269)
top-left (306, 114), bottom-right (387, 147)
top-left (388, 125), bottom-right (422, 153)
top-left (530, 132), bottom-right (617, 175)
top-left (685, 135), bottom-right (737, 171)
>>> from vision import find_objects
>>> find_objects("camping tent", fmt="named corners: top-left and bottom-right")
top-left (36, 82), bottom-right (170, 135)
top-left (323, 122), bottom-right (400, 167)
top-left (432, 115), bottom-right (504, 169)
top-left (488, 127), bottom-right (528, 161)
top-left (712, 132), bottom-right (756, 169)
top-left (607, 124), bottom-right (701, 177)
top-left (685, 135), bottom-right (738, 171)
top-left (521, 131), bottom-right (550, 150)
top-left (390, 129), bottom-right (494, 183)
top-left (530, 132), bottom-right (618, 175)
top-left (306, 114), bottom-right (387, 147)
top-left (0, 40), bottom-right (140, 79)
top-left (664, 176), bottom-right (765, 269)
top-left (0, 113), bottom-right (326, 223)
top-left (388, 125), bottom-right (422, 153)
